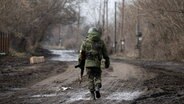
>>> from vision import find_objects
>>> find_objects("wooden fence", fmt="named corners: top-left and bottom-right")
top-left (0, 32), bottom-right (9, 55)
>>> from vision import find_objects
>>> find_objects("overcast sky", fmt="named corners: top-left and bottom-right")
top-left (80, 0), bottom-right (131, 24)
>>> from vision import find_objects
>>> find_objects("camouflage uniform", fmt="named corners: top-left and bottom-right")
top-left (78, 27), bottom-right (110, 99)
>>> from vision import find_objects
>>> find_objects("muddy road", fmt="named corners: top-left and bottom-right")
top-left (1, 57), bottom-right (184, 104)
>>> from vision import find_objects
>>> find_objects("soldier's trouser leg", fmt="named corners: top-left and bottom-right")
top-left (94, 68), bottom-right (102, 89)
top-left (86, 67), bottom-right (95, 91)
top-left (86, 67), bottom-right (96, 100)
top-left (86, 67), bottom-right (102, 99)
top-left (94, 68), bottom-right (102, 98)
top-left (86, 67), bottom-right (102, 91)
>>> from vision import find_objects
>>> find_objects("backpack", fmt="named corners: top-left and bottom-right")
top-left (83, 35), bottom-right (104, 67)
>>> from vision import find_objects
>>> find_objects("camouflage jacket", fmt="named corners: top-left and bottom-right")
top-left (79, 31), bottom-right (109, 68)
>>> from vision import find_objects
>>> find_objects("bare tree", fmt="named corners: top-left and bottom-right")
top-left (0, 0), bottom-right (82, 54)
top-left (135, 0), bottom-right (184, 60)
top-left (116, 0), bottom-right (184, 60)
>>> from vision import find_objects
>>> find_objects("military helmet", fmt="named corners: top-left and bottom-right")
top-left (88, 27), bottom-right (98, 34)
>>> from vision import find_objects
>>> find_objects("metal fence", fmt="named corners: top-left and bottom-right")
top-left (0, 32), bottom-right (9, 55)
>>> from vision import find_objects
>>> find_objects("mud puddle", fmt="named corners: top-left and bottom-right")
top-left (26, 89), bottom-right (144, 103)
top-left (106, 91), bottom-right (144, 101)
top-left (31, 93), bottom-right (63, 98)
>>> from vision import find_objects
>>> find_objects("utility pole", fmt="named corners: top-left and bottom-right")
top-left (59, 24), bottom-right (61, 48)
top-left (77, 5), bottom-right (81, 49)
top-left (136, 7), bottom-right (142, 58)
top-left (105, 0), bottom-right (109, 35)
top-left (78, 6), bottom-right (80, 28)
top-left (99, 0), bottom-right (102, 26)
top-left (121, 0), bottom-right (125, 52)
top-left (136, 8), bottom-right (140, 36)
top-left (102, 0), bottom-right (106, 35)
top-left (114, 2), bottom-right (117, 53)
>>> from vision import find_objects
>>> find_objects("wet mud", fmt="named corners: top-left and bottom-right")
top-left (0, 57), bottom-right (184, 104)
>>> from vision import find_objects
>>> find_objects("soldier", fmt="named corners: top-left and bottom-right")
top-left (78, 27), bottom-right (110, 100)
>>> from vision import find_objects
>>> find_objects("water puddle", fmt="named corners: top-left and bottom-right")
top-left (9, 87), bottom-right (27, 91)
top-left (31, 93), bottom-right (63, 98)
top-left (50, 50), bottom-right (78, 61)
top-left (28, 86), bottom-right (73, 98)
top-left (30, 90), bottom-right (90, 102)
top-left (106, 91), bottom-right (143, 101)
top-left (66, 90), bottom-right (90, 103)
top-left (26, 89), bottom-right (143, 103)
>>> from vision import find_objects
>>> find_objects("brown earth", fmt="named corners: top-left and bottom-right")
top-left (0, 57), bottom-right (184, 104)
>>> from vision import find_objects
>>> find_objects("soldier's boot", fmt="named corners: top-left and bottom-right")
top-left (90, 91), bottom-right (96, 100)
top-left (95, 84), bottom-right (101, 98)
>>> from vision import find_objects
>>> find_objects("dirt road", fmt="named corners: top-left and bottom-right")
top-left (0, 59), bottom-right (184, 104)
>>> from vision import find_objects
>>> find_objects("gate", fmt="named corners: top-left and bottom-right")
top-left (0, 32), bottom-right (9, 55)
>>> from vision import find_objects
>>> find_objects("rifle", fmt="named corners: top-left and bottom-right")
top-left (75, 60), bottom-right (85, 83)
